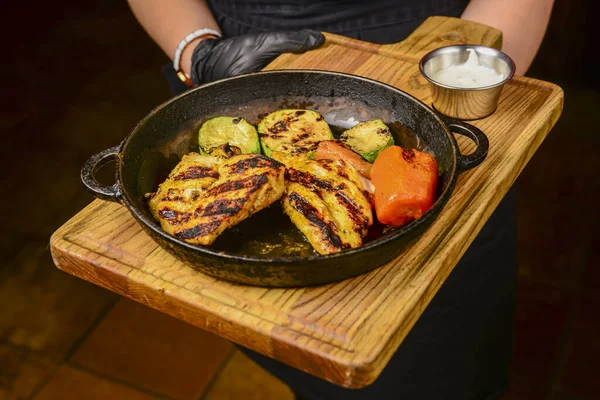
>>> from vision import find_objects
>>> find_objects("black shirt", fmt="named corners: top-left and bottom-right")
top-left (208, 0), bottom-right (470, 43)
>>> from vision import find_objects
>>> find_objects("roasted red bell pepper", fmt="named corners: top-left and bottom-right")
top-left (314, 140), bottom-right (372, 178)
top-left (371, 145), bottom-right (438, 227)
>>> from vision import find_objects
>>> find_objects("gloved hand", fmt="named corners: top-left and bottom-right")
top-left (190, 30), bottom-right (325, 85)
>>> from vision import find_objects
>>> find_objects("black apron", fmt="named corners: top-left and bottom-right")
top-left (165, 2), bottom-right (517, 398)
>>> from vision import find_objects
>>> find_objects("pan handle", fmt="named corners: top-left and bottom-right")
top-left (81, 145), bottom-right (123, 203)
top-left (439, 115), bottom-right (489, 173)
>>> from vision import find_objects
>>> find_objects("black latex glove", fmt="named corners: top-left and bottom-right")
top-left (190, 30), bottom-right (325, 85)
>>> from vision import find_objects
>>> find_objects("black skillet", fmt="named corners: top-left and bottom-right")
top-left (81, 70), bottom-right (488, 287)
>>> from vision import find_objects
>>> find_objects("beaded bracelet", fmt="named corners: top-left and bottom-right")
top-left (173, 28), bottom-right (222, 87)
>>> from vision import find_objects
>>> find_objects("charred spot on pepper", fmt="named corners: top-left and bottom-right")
top-left (402, 148), bottom-right (416, 163)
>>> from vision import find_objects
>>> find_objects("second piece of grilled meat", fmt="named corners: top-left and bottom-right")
top-left (147, 153), bottom-right (285, 246)
top-left (272, 152), bottom-right (373, 255)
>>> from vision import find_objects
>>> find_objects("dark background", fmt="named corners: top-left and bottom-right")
top-left (0, 1), bottom-right (598, 399)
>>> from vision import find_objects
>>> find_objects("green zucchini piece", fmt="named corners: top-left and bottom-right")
top-left (198, 116), bottom-right (261, 155)
top-left (208, 143), bottom-right (243, 159)
top-left (340, 119), bottom-right (394, 162)
top-left (257, 109), bottom-right (333, 157)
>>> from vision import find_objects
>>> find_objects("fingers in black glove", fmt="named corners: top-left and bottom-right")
top-left (190, 30), bottom-right (325, 85)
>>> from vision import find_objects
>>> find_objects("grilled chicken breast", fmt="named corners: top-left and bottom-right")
top-left (147, 153), bottom-right (285, 246)
top-left (147, 153), bottom-right (220, 237)
top-left (272, 152), bottom-right (373, 255)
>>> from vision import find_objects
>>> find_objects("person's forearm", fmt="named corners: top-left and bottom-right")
top-left (461, 0), bottom-right (554, 75)
top-left (126, 0), bottom-right (220, 75)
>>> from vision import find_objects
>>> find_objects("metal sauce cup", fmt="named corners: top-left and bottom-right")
top-left (419, 45), bottom-right (516, 120)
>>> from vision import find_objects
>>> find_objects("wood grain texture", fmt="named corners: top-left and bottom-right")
top-left (49, 17), bottom-right (563, 388)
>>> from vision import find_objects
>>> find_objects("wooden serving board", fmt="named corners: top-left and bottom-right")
top-left (50, 17), bottom-right (563, 388)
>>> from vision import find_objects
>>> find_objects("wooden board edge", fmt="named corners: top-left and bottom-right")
top-left (50, 239), bottom-right (376, 387)
top-left (346, 80), bottom-right (566, 383)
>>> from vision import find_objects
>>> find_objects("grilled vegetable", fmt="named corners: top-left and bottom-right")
top-left (208, 143), bottom-right (242, 159)
top-left (257, 109), bottom-right (333, 157)
top-left (314, 140), bottom-right (373, 179)
top-left (272, 152), bottom-right (373, 254)
top-left (371, 145), bottom-right (438, 227)
top-left (147, 153), bottom-right (285, 246)
top-left (340, 119), bottom-right (394, 162)
top-left (199, 116), bottom-right (261, 155)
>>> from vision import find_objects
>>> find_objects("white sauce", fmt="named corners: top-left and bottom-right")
top-left (432, 49), bottom-right (504, 88)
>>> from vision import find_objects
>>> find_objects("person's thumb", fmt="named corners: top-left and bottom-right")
top-left (258, 30), bottom-right (325, 54)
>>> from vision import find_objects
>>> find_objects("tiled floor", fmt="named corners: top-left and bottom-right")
top-left (1, 1), bottom-right (598, 400)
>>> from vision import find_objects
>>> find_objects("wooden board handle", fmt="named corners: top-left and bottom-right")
top-left (380, 16), bottom-right (503, 60)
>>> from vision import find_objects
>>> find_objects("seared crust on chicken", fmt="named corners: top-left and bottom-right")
top-left (272, 152), bottom-right (373, 255)
top-left (147, 153), bottom-right (285, 246)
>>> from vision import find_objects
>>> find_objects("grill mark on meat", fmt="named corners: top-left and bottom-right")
top-left (206, 174), bottom-right (268, 197)
top-left (190, 191), bottom-right (201, 201)
top-left (288, 192), bottom-right (347, 250)
top-left (319, 159), bottom-right (349, 180)
top-left (228, 155), bottom-right (283, 174)
top-left (158, 208), bottom-right (191, 225)
top-left (334, 164), bottom-right (349, 180)
top-left (175, 220), bottom-right (221, 240)
top-left (161, 188), bottom-right (185, 202)
top-left (173, 166), bottom-right (219, 181)
top-left (161, 188), bottom-right (203, 202)
top-left (201, 198), bottom-right (246, 217)
top-left (335, 192), bottom-right (370, 234)
top-left (286, 168), bottom-right (345, 192)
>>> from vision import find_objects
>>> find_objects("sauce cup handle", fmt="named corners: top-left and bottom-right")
top-left (439, 115), bottom-right (489, 173)
top-left (80, 145), bottom-right (123, 203)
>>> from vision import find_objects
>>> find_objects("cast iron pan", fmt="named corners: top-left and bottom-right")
top-left (81, 70), bottom-right (488, 287)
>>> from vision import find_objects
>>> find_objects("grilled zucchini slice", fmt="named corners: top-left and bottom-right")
top-left (257, 109), bottom-right (333, 158)
top-left (340, 119), bottom-right (394, 162)
top-left (199, 116), bottom-right (261, 155)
